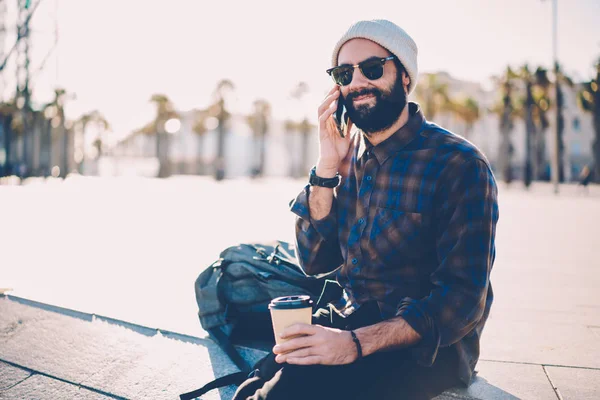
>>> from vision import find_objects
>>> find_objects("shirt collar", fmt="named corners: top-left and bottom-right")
top-left (357, 102), bottom-right (425, 165)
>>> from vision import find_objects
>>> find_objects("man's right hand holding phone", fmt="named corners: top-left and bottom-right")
top-left (316, 86), bottom-right (353, 178)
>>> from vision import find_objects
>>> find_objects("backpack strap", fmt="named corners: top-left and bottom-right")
top-left (179, 327), bottom-right (254, 399)
top-left (179, 370), bottom-right (248, 400)
top-left (208, 326), bottom-right (253, 372)
top-left (179, 347), bottom-right (277, 400)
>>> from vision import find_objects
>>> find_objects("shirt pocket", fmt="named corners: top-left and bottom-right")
top-left (368, 207), bottom-right (427, 263)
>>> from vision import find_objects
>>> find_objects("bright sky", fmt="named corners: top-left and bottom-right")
top-left (1, 0), bottom-right (599, 138)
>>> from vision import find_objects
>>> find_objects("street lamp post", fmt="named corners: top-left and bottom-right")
top-left (159, 117), bottom-right (180, 178)
top-left (215, 99), bottom-right (227, 181)
top-left (548, 0), bottom-right (560, 193)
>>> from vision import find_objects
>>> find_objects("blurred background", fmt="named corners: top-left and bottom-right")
top-left (0, 0), bottom-right (599, 338)
top-left (0, 0), bottom-right (598, 185)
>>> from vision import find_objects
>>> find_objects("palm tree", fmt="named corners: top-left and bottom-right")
top-left (211, 79), bottom-right (234, 181)
top-left (76, 110), bottom-right (109, 174)
top-left (149, 94), bottom-right (178, 178)
top-left (77, 110), bottom-right (109, 136)
top-left (39, 104), bottom-right (57, 176)
top-left (0, 101), bottom-right (17, 177)
top-left (30, 109), bottom-right (51, 176)
top-left (515, 65), bottom-right (538, 187)
top-left (414, 73), bottom-right (453, 120)
top-left (192, 109), bottom-right (209, 175)
top-left (492, 67), bottom-right (518, 185)
top-left (284, 119), bottom-right (299, 177)
top-left (18, 107), bottom-right (32, 178)
top-left (452, 97), bottom-right (480, 140)
top-left (44, 88), bottom-right (69, 178)
top-left (246, 99), bottom-right (271, 177)
top-left (578, 59), bottom-right (600, 183)
top-left (529, 67), bottom-right (552, 181)
top-left (298, 117), bottom-right (313, 177)
top-left (290, 82), bottom-right (309, 101)
top-left (289, 82), bottom-right (309, 178)
top-left (553, 63), bottom-right (574, 183)
top-left (515, 66), bottom-right (554, 184)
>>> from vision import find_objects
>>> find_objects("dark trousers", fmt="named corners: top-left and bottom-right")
top-left (232, 301), bottom-right (462, 400)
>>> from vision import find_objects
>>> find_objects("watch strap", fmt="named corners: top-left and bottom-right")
top-left (309, 166), bottom-right (341, 188)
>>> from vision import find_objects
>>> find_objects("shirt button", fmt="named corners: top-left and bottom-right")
top-left (352, 258), bottom-right (358, 265)
top-left (358, 218), bottom-right (364, 224)
top-left (366, 176), bottom-right (372, 181)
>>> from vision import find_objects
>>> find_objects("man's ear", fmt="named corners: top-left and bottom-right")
top-left (402, 72), bottom-right (411, 91)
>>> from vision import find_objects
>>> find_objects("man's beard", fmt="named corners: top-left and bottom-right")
top-left (342, 78), bottom-right (407, 135)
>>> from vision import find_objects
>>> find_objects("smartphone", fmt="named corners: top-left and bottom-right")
top-left (335, 97), bottom-right (349, 138)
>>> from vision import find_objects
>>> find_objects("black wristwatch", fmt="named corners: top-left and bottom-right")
top-left (309, 166), bottom-right (341, 188)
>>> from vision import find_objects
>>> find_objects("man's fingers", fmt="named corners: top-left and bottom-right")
top-left (275, 347), bottom-right (315, 364)
top-left (280, 323), bottom-right (317, 339)
top-left (322, 85), bottom-right (339, 100)
top-left (326, 116), bottom-right (338, 135)
top-left (317, 91), bottom-right (339, 116)
top-left (317, 95), bottom-right (338, 117)
top-left (273, 335), bottom-right (316, 354)
top-left (285, 355), bottom-right (323, 366)
top-left (319, 101), bottom-right (338, 127)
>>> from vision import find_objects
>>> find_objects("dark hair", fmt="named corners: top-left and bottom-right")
top-left (392, 57), bottom-right (409, 87)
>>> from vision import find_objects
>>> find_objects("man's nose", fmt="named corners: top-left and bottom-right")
top-left (348, 67), bottom-right (370, 89)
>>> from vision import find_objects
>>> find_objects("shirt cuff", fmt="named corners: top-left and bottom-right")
top-left (289, 184), bottom-right (338, 240)
top-left (396, 297), bottom-right (441, 367)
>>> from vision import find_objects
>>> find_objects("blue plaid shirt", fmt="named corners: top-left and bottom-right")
top-left (289, 102), bottom-right (499, 386)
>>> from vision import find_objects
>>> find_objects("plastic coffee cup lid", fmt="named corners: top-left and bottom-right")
top-left (269, 295), bottom-right (313, 310)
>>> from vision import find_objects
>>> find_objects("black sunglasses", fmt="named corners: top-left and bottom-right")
top-left (326, 56), bottom-right (396, 86)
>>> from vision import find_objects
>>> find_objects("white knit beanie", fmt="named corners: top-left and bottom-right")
top-left (331, 19), bottom-right (418, 95)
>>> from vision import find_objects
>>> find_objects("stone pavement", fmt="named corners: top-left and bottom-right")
top-left (1, 176), bottom-right (599, 399)
top-left (0, 294), bottom-right (264, 400)
top-left (2, 292), bottom-right (598, 400)
top-left (0, 294), bottom-right (565, 400)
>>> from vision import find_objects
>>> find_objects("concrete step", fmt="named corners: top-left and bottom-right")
top-left (0, 295), bottom-right (575, 399)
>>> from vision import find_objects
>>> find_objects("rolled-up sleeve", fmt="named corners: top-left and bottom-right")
top-left (289, 184), bottom-right (343, 276)
top-left (396, 158), bottom-right (499, 366)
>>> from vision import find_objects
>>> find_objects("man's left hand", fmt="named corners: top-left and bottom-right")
top-left (272, 324), bottom-right (357, 365)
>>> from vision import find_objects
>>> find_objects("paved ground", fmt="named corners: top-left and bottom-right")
top-left (1, 175), bottom-right (599, 399)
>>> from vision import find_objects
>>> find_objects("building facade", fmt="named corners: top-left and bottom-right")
top-left (105, 73), bottom-right (595, 182)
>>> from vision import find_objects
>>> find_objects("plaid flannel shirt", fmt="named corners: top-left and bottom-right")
top-left (289, 102), bottom-right (499, 386)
